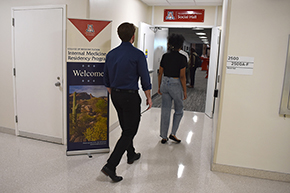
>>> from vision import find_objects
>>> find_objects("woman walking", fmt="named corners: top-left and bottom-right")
top-left (158, 34), bottom-right (187, 144)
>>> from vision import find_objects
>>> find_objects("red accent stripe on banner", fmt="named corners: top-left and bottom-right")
top-left (69, 19), bottom-right (111, 42)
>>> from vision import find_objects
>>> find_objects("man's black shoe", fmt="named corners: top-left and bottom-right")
top-left (127, 153), bottom-right (141, 164)
top-left (101, 166), bottom-right (123, 182)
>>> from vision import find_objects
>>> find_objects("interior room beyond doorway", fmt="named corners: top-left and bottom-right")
top-left (152, 27), bottom-right (212, 113)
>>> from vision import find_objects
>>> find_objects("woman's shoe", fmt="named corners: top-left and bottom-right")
top-left (169, 134), bottom-right (181, 143)
top-left (161, 138), bottom-right (168, 144)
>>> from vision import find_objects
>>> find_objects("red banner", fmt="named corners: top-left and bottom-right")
top-left (164, 9), bottom-right (204, 22)
top-left (69, 19), bottom-right (111, 42)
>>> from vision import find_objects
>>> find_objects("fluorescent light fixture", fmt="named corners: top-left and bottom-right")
top-left (199, 36), bottom-right (207, 39)
top-left (196, 32), bottom-right (206, 35)
top-left (192, 27), bottom-right (204, 30)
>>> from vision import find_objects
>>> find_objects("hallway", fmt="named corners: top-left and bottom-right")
top-left (1, 108), bottom-right (289, 193)
top-left (152, 68), bottom-right (208, 112)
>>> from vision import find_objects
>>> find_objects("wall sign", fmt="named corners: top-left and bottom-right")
top-left (226, 56), bottom-right (254, 75)
top-left (164, 9), bottom-right (204, 22)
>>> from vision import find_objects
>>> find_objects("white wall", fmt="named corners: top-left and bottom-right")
top-left (0, 0), bottom-right (89, 131)
top-left (214, 0), bottom-right (290, 174)
top-left (90, 0), bottom-right (150, 49)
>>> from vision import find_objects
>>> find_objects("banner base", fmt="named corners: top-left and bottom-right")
top-left (66, 148), bottom-right (110, 156)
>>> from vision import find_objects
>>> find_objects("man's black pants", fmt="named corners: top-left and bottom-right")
top-left (106, 89), bottom-right (141, 170)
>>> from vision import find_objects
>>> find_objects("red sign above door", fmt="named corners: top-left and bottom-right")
top-left (164, 9), bottom-right (204, 22)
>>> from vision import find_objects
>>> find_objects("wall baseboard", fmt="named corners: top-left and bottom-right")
top-left (19, 131), bottom-right (62, 144)
top-left (109, 121), bottom-right (119, 132)
top-left (212, 163), bottom-right (290, 183)
top-left (1, 122), bottom-right (119, 140)
top-left (0, 126), bottom-right (15, 135)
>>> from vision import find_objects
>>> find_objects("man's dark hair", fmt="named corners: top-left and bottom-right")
top-left (117, 22), bottom-right (136, 42)
top-left (168, 34), bottom-right (185, 51)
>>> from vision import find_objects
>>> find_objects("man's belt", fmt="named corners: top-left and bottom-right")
top-left (112, 88), bottom-right (137, 93)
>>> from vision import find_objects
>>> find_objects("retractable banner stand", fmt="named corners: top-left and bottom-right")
top-left (66, 19), bottom-right (112, 156)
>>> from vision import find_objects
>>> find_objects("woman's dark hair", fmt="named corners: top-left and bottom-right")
top-left (167, 34), bottom-right (185, 51)
top-left (117, 22), bottom-right (136, 42)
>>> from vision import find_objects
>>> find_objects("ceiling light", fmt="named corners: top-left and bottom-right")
top-left (192, 27), bottom-right (204, 30)
top-left (199, 36), bottom-right (207, 39)
top-left (196, 32), bottom-right (206, 36)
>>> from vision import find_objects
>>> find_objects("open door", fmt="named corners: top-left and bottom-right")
top-left (205, 27), bottom-right (221, 118)
top-left (153, 28), bottom-right (169, 95)
top-left (137, 22), bottom-right (155, 112)
top-left (12, 5), bottom-right (66, 143)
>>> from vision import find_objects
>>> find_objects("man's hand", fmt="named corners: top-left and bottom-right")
top-left (146, 97), bottom-right (152, 110)
top-left (107, 87), bottom-right (111, 94)
top-left (144, 89), bottom-right (152, 112)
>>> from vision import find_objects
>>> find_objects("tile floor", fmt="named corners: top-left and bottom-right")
top-left (1, 108), bottom-right (289, 193)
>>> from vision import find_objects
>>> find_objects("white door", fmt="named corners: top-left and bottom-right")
top-left (153, 28), bottom-right (168, 95)
top-left (12, 6), bottom-right (66, 143)
top-left (205, 27), bottom-right (221, 118)
top-left (137, 22), bottom-right (155, 112)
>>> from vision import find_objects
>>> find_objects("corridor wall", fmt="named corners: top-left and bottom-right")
top-left (213, 0), bottom-right (290, 182)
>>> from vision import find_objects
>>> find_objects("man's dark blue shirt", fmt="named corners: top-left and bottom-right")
top-left (103, 42), bottom-right (152, 91)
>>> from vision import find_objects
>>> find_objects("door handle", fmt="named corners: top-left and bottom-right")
top-left (55, 82), bottom-right (61, 87)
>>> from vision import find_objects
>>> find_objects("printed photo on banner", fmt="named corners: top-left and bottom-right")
top-left (68, 85), bottom-right (108, 144)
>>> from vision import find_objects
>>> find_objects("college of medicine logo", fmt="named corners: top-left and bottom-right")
top-left (86, 24), bottom-right (95, 36)
top-left (166, 11), bottom-right (175, 20)
top-left (69, 19), bottom-right (111, 42)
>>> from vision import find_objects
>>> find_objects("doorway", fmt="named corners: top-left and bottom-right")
top-left (151, 27), bottom-right (219, 115)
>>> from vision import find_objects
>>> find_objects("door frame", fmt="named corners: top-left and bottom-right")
top-left (149, 24), bottom-right (220, 115)
top-left (137, 22), bottom-right (156, 112)
top-left (205, 26), bottom-right (221, 118)
top-left (11, 5), bottom-right (67, 144)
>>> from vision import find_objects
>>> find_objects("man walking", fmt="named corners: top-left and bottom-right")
top-left (101, 22), bottom-right (152, 182)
